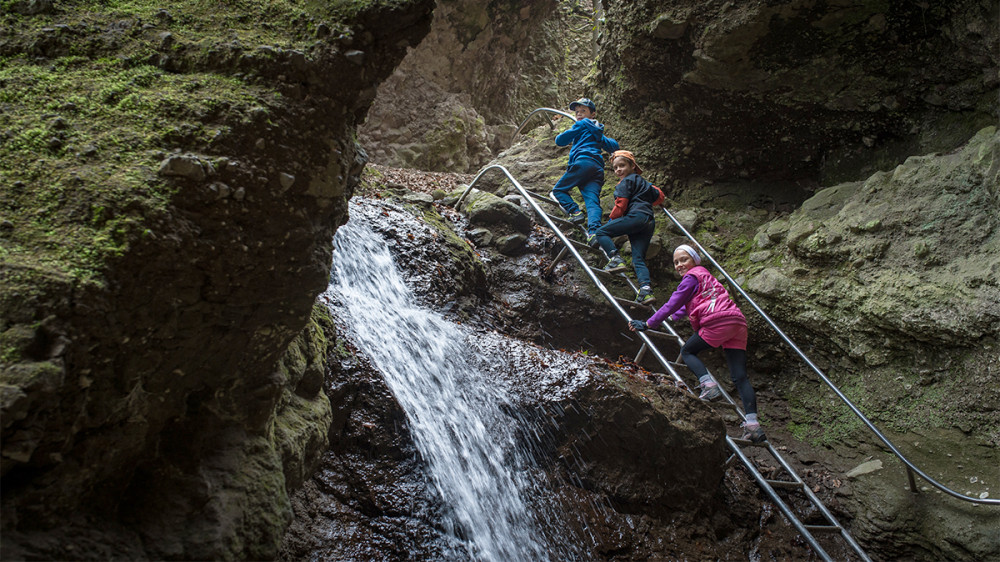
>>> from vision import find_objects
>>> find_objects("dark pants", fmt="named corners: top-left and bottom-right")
top-left (551, 160), bottom-right (604, 234)
top-left (680, 334), bottom-right (758, 415)
top-left (595, 214), bottom-right (654, 287)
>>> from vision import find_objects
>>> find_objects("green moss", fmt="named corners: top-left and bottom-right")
top-left (0, 52), bottom-right (272, 285)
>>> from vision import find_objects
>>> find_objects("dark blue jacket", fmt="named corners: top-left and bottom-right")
top-left (555, 118), bottom-right (620, 166)
top-left (614, 173), bottom-right (659, 218)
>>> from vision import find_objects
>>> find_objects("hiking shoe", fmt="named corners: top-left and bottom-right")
top-left (568, 210), bottom-right (586, 224)
top-left (698, 381), bottom-right (722, 401)
top-left (586, 234), bottom-right (598, 247)
top-left (635, 288), bottom-right (655, 304)
top-left (741, 421), bottom-right (767, 443)
top-left (603, 255), bottom-right (626, 272)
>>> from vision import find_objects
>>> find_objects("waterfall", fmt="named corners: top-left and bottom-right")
top-left (328, 215), bottom-right (553, 561)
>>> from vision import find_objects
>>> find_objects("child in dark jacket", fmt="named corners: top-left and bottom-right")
top-left (628, 244), bottom-right (766, 443)
top-left (550, 98), bottom-right (620, 238)
top-left (594, 150), bottom-right (663, 304)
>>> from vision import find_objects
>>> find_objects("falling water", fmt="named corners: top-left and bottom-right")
top-left (328, 215), bottom-right (552, 561)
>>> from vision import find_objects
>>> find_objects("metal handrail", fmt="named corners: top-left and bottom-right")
top-left (658, 207), bottom-right (1000, 506)
top-left (457, 166), bottom-right (686, 386)
top-left (456, 165), bottom-right (863, 561)
top-left (510, 108), bottom-right (575, 144)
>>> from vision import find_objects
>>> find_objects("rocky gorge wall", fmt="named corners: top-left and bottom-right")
top-left (359, 0), bottom-right (598, 172)
top-left (0, 1), bottom-right (433, 558)
top-left (597, 0), bottom-right (998, 190)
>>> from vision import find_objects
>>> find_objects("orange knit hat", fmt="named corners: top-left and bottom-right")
top-left (611, 150), bottom-right (643, 175)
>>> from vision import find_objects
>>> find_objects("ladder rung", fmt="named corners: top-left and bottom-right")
top-left (644, 329), bottom-right (673, 339)
top-left (765, 479), bottom-right (803, 490)
top-left (730, 437), bottom-right (766, 447)
top-left (525, 189), bottom-right (560, 205)
top-left (541, 213), bottom-right (576, 228)
top-left (566, 238), bottom-right (603, 255)
top-left (589, 265), bottom-right (622, 277)
top-left (804, 524), bottom-right (843, 534)
top-left (613, 296), bottom-right (653, 310)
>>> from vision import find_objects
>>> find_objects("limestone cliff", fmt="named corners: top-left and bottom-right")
top-left (360, 0), bottom-right (597, 172)
top-left (597, 0), bottom-right (998, 189)
top-left (0, 1), bottom-right (433, 558)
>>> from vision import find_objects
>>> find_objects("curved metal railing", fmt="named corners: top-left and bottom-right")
top-left (510, 107), bottom-right (575, 144)
top-left (457, 165), bottom-right (686, 385)
top-left (456, 165), bottom-right (869, 561)
top-left (658, 209), bottom-right (1000, 506)
top-left (505, 106), bottom-right (998, 507)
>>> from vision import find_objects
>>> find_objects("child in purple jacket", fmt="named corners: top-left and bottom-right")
top-left (628, 244), bottom-right (765, 443)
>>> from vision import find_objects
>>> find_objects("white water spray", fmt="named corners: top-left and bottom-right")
top-left (328, 216), bottom-right (551, 561)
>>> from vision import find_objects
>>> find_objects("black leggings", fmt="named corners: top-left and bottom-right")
top-left (680, 333), bottom-right (758, 415)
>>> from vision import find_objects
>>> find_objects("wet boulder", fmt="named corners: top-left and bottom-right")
top-left (460, 188), bottom-right (534, 235)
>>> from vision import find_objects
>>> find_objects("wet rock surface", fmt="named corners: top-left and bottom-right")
top-left (282, 290), bottom-right (822, 560)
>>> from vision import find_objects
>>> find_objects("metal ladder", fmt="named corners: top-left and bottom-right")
top-left (456, 165), bottom-right (871, 561)
top-left (507, 107), bottom-right (1000, 509)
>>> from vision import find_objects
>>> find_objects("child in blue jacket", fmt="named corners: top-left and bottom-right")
top-left (550, 98), bottom-right (620, 238)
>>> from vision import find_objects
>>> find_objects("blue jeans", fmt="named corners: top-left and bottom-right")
top-left (595, 214), bottom-right (654, 287)
top-left (681, 334), bottom-right (758, 415)
top-left (552, 159), bottom-right (604, 233)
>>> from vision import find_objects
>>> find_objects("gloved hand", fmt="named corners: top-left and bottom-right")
top-left (629, 319), bottom-right (647, 332)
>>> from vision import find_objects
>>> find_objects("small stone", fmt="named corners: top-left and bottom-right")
top-left (50, 116), bottom-right (67, 129)
top-left (315, 23), bottom-right (330, 37)
top-left (0, 220), bottom-right (14, 230)
top-left (158, 154), bottom-right (207, 181)
top-left (468, 227), bottom-right (493, 247)
top-left (234, 187), bottom-right (246, 201)
top-left (845, 459), bottom-right (884, 477)
top-left (344, 50), bottom-right (365, 65)
top-left (47, 137), bottom-right (62, 150)
top-left (81, 144), bottom-right (97, 157)
top-left (651, 15), bottom-right (688, 39)
top-left (279, 173), bottom-right (295, 190)
top-left (157, 32), bottom-right (174, 50)
top-left (496, 233), bottom-right (527, 255)
top-left (209, 182), bottom-right (231, 198)
top-left (255, 138), bottom-right (266, 150)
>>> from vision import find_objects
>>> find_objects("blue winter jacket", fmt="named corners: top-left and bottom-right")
top-left (555, 118), bottom-right (620, 166)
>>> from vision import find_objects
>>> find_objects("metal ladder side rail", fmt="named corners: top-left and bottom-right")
top-left (456, 165), bottom-right (857, 561)
top-left (726, 436), bottom-right (846, 562)
top-left (500, 185), bottom-right (650, 299)
top-left (458, 165), bottom-right (691, 388)
top-left (657, 207), bottom-right (1000, 506)
top-left (624, 292), bottom-right (869, 560)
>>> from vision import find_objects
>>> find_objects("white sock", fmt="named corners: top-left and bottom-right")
top-left (699, 375), bottom-right (714, 386)
top-left (745, 413), bottom-right (759, 425)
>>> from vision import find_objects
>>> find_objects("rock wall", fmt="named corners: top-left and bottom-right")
top-left (742, 127), bottom-right (1000, 560)
top-left (359, 0), bottom-right (597, 172)
top-left (746, 127), bottom-right (999, 444)
top-left (597, 0), bottom-right (998, 189)
top-left (0, 1), bottom-right (433, 558)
